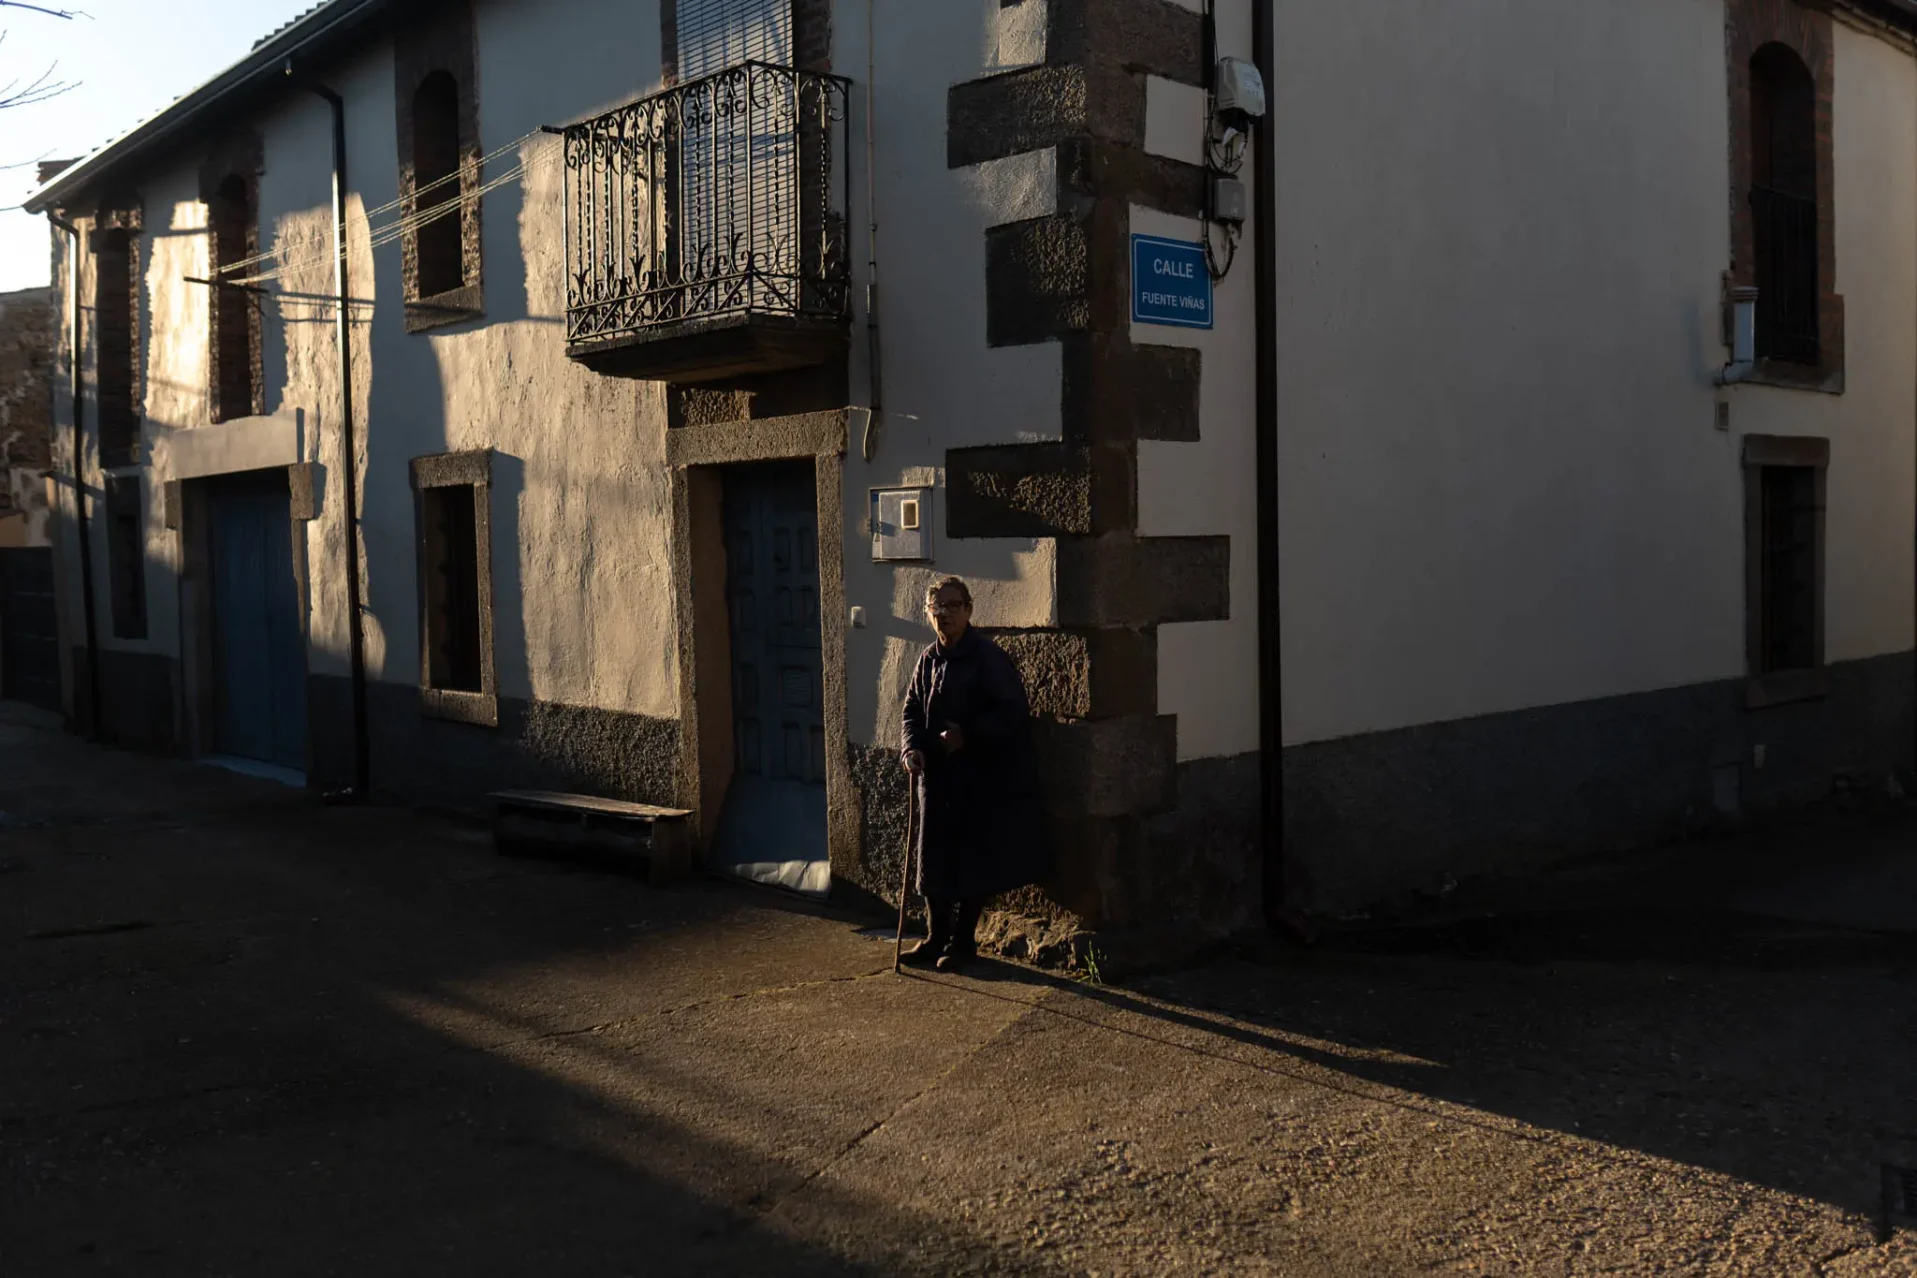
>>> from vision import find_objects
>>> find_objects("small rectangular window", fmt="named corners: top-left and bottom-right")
top-left (1743, 435), bottom-right (1827, 706)
top-left (421, 483), bottom-right (482, 692)
top-left (411, 450), bottom-right (496, 725)
top-left (1757, 465), bottom-right (1818, 673)
top-left (105, 473), bottom-right (147, 640)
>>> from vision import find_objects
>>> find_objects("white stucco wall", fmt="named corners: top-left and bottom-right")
top-left (77, 0), bottom-right (686, 722)
top-left (1136, 0), bottom-right (1261, 763)
top-left (839, 0), bottom-right (1065, 748)
top-left (1760, 19), bottom-right (1917, 665)
top-left (51, 0), bottom-right (1062, 755)
top-left (55, 0), bottom-right (1908, 782)
top-left (1267, 0), bottom-right (1915, 748)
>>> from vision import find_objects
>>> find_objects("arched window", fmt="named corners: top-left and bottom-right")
top-left (209, 172), bottom-right (259, 422)
top-left (1749, 43), bottom-right (1818, 364)
top-left (412, 69), bottom-right (464, 298)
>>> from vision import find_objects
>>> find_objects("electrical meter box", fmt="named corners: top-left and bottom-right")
top-left (1215, 56), bottom-right (1266, 119)
top-left (871, 487), bottom-right (933, 562)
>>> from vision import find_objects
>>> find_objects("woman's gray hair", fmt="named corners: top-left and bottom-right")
top-left (924, 575), bottom-right (973, 609)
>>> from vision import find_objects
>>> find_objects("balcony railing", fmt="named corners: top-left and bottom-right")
top-left (562, 62), bottom-right (852, 366)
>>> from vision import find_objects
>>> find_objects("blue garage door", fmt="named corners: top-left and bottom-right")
top-left (208, 478), bottom-right (307, 770)
top-left (712, 460), bottom-right (829, 895)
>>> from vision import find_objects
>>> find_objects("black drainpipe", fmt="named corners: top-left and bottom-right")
top-left (51, 215), bottom-right (103, 741)
top-left (1252, 1), bottom-right (1287, 930)
top-left (307, 81), bottom-right (371, 799)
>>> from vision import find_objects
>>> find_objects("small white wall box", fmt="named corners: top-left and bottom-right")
top-left (1211, 175), bottom-right (1248, 223)
top-left (871, 487), bottom-right (933, 561)
top-left (1215, 57), bottom-right (1266, 119)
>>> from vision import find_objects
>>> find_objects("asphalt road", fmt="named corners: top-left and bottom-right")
top-left (3, 710), bottom-right (1913, 1275)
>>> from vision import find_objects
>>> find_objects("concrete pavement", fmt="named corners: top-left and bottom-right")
top-left (3, 710), bottom-right (1914, 1275)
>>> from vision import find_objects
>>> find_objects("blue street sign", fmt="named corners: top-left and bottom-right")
top-left (1131, 234), bottom-right (1213, 329)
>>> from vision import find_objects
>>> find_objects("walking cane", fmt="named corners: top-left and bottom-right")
top-left (893, 775), bottom-right (918, 973)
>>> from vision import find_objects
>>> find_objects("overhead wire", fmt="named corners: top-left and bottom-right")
top-left (211, 128), bottom-right (540, 280)
top-left (208, 129), bottom-right (551, 289)
top-left (222, 161), bottom-right (535, 287)
top-left (228, 152), bottom-right (545, 287)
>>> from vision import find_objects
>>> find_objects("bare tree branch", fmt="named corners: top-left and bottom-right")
top-left (0, 0), bottom-right (84, 201)
top-left (0, 57), bottom-right (77, 110)
top-left (0, 3), bottom-right (88, 19)
top-left (0, 7), bottom-right (84, 120)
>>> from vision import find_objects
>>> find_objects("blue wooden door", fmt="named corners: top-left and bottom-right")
top-left (712, 461), bottom-right (829, 894)
top-left (209, 480), bottom-right (307, 770)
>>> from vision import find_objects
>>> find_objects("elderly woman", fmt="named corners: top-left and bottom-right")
top-left (900, 576), bottom-right (1049, 971)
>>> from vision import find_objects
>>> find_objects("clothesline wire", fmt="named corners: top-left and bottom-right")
top-left (209, 129), bottom-right (544, 282)
top-left (222, 140), bottom-right (560, 289)
top-left (228, 158), bottom-right (529, 286)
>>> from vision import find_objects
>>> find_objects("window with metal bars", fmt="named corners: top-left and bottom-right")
top-left (677, 0), bottom-right (798, 300)
top-left (675, 0), bottom-right (793, 79)
top-left (1749, 43), bottom-right (1818, 365)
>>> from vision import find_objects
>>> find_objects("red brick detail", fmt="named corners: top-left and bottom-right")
top-left (1726, 0), bottom-right (1844, 384)
top-left (394, 2), bottom-right (483, 319)
top-left (91, 197), bottom-right (143, 467)
top-left (200, 135), bottom-right (264, 425)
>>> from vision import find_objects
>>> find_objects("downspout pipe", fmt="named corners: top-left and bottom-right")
top-left (307, 81), bottom-right (371, 799)
top-left (50, 215), bottom-right (102, 741)
top-left (860, 0), bottom-right (883, 461)
top-left (1251, 0), bottom-right (1293, 934)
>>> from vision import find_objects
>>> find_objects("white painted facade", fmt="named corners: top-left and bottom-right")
top-left (45, 0), bottom-right (1061, 740)
top-left (840, 0), bottom-right (1064, 748)
top-left (1264, 0), bottom-right (1915, 749)
top-left (27, 0), bottom-right (1917, 921)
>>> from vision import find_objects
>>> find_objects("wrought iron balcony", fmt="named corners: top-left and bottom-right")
top-left (561, 62), bottom-right (852, 381)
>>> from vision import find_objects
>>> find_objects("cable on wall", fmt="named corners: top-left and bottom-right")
top-left (1201, 0), bottom-right (1245, 282)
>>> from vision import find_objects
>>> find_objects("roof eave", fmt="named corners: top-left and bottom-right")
top-left (24, 0), bottom-right (399, 214)
top-left (1850, 0), bottom-right (1917, 27)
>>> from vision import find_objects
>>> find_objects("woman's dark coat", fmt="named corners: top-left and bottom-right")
top-left (900, 628), bottom-right (1050, 900)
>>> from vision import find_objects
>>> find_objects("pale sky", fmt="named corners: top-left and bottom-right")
top-left (1, 0), bottom-right (316, 291)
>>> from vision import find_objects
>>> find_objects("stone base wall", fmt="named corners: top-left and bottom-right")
top-left (1284, 651), bottom-right (1917, 915)
top-left (845, 741), bottom-right (911, 914)
top-left (846, 648), bottom-right (1914, 959)
top-left (309, 675), bottom-right (680, 812)
top-left (939, 0), bottom-right (1243, 949)
top-left (72, 647), bottom-right (178, 752)
top-left (844, 737), bottom-right (1263, 965)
